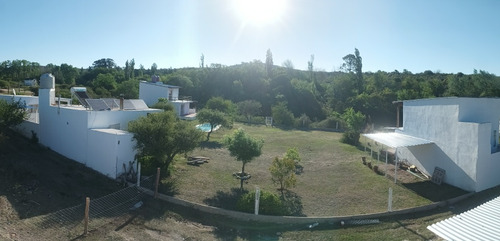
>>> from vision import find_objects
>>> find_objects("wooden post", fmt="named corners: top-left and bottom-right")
top-left (136, 162), bottom-right (141, 187)
top-left (83, 197), bottom-right (90, 236)
top-left (154, 167), bottom-right (160, 199)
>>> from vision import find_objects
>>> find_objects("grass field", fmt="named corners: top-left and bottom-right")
top-left (167, 123), bottom-right (466, 217)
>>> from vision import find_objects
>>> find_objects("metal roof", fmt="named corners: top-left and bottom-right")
top-left (427, 195), bottom-right (500, 240)
top-left (363, 132), bottom-right (434, 149)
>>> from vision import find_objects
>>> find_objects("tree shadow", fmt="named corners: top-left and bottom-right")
top-left (203, 188), bottom-right (246, 210)
top-left (159, 178), bottom-right (180, 196)
top-left (401, 181), bottom-right (468, 202)
top-left (281, 190), bottom-right (305, 216)
top-left (200, 141), bottom-right (223, 149)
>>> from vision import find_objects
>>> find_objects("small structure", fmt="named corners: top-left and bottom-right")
top-left (24, 79), bottom-right (37, 86)
top-left (363, 97), bottom-right (500, 192)
top-left (139, 77), bottom-right (196, 119)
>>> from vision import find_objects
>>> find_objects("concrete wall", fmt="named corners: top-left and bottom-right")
top-left (87, 129), bottom-right (136, 178)
top-left (400, 97), bottom-right (500, 192)
top-left (87, 109), bottom-right (160, 130)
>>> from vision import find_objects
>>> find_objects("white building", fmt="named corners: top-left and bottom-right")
top-left (139, 78), bottom-right (196, 119)
top-left (364, 97), bottom-right (500, 192)
top-left (0, 73), bottom-right (161, 179)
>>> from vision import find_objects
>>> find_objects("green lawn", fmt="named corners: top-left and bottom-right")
top-left (166, 123), bottom-right (464, 216)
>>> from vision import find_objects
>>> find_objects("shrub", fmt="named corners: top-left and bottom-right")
top-left (236, 190), bottom-right (286, 215)
top-left (341, 130), bottom-right (360, 146)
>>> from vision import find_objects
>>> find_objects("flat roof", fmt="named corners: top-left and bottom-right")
top-left (363, 132), bottom-right (433, 149)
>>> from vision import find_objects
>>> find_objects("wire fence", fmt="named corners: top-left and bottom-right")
top-left (2, 176), bottom-right (154, 241)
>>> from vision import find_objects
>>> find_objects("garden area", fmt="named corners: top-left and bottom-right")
top-left (160, 123), bottom-right (467, 217)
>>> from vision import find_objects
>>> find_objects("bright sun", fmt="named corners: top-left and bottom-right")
top-left (232, 0), bottom-right (287, 26)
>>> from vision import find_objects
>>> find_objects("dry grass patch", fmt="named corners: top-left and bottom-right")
top-left (165, 123), bottom-right (465, 217)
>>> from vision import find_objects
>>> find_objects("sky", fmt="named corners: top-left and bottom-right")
top-left (1, 0), bottom-right (499, 75)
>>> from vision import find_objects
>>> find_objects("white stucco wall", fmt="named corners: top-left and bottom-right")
top-left (87, 109), bottom-right (161, 130)
top-left (398, 97), bottom-right (500, 192)
top-left (139, 81), bottom-right (180, 107)
top-left (87, 129), bottom-right (136, 178)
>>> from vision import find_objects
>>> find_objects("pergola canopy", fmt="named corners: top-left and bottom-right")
top-left (363, 132), bottom-right (433, 149)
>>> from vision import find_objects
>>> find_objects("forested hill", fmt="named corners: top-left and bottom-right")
top-left (1, 55), bottom-right (499, 128)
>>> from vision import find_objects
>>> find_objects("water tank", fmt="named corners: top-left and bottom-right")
top-left (40, 73), bottom-right (55, 89)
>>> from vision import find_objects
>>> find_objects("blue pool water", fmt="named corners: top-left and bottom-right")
top-left (196, 123), bottom-right (219, 132)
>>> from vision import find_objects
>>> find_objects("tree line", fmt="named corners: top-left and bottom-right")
top-left (1, 50), bottom-right (499, 130)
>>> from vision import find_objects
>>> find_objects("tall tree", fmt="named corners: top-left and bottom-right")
top-left (224, 129), bottom-right (264, 190)
top-left (92, 58), bottom-right (116, 69)
top-left (200, 53), bottom-right (205, 68)
top-left (151, 63), bottom-right (158, 75)
top-left (341, 48), bottom-right (363, 92)
top-left (129, 111), bottom-right (204, 174)
top-left (265, 49), bottom-right (273, 78)
top-left (307, 54), bottom-right (314, 81)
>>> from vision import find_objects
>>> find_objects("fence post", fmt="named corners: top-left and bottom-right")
top-left (254, 187), bottom-right (261, 215)
top-left (388, 187), bottom-right (393, 212)
top-left (136, 162), bottom-right (141, 187)
top-left (154, 167), bottom-right (160, 199)
top-left (84, 197), bottom-right (90, 236)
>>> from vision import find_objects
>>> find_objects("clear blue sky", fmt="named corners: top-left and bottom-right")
top-left (1, 0), bottom-right (499, 75)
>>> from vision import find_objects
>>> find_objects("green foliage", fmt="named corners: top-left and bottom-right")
top-left (128, 111), bottom-right (204, 175)
top-left (342, 107), bottom-right (365, 131)
top-left (236, 100), bottom-right (262, 122)
top-left (205, 96), bottom-right (235, 114)
top-left (236, 190), bottom-right (286, 215)
top-left (224, 129), bottom-right (264, 189)
top-left (197, 108), bottom-right (231, 141)
top-left (269, 156), bottom-right (297, 192)
top-left (341, 130), bottom-right (361, 146)
top-left (114, 79), bottom-right (139, 99)
top-left (152, 98), bottom-right (175, 112)
top-left (0, 99), bottom-right (28, 132)
top-left (271, 102), bottom-right (295, 127)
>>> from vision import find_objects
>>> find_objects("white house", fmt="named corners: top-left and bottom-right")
top-left (0, 73), bottom-right (161, 179)
top-left (364, 97), bottom-right (500, 192)
top-left (139, 78), bottom-right (196, 119)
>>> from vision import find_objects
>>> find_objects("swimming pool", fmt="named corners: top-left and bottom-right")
top-left (196, 123), bottom-right (221, 132)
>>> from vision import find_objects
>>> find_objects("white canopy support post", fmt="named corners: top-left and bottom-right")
top-left (385, 150), bottom-right (388, 177)
top-left (394, 148), bottom-right (398, 183)
top-left (377, 150), bottom-right (380, 162)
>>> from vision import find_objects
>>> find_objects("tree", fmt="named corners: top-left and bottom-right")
top-left (237, 100), bottom-right (262, 122)
top-left (265, 49), bottom-right (273, 78)
top-left (269, 148), bottom-right (301, 194)
top-left (224, 129), bottom-right (264, 190)
top-left (129, 111), bottom-right (204, 174)
top-left (151, 63), bottom-right (158, 75)
top-left (200, 53), bottom-right (205, 68)
top-left (197, 109), bottom-right (231, 141)
top-left (0, 99), bottom-right (28, 146)
top-left (341, 48), bottom-right (363, 92)
top-left (92, 58), bottom-right (116, 69)
top-left (307, 54), bottom-right (314, 81)
top-left (271, 102), bottom-right (294, 127)
top-left (205, 96), bottom-right (235, 113)
top-left (341, 107), bottom-right (366, 145)
top-left (282, 59), bottom-right (294, 70)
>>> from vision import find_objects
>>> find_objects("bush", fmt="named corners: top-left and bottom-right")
top-left (236, 190), bottom-right (286, 215)
top-left (341, 130), bottom-right (360, 146)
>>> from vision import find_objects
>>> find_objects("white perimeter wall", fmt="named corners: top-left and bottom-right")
top-left (87, 109), bottom-right (160, 130)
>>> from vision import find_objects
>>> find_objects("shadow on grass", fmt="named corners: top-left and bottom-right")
top-left (401, 181), bottom-right (468, 202)
top-left (281, 190), bottom-right (305, 217)
top-left (159, 178), bottom-right (180, 196)
top-left (203, 188), bottom-right (246, 210)
top-left (200, 141), bottom-right (223, 149)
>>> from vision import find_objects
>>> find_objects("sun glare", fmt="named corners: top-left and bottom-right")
top-left (233, 0), bottom-right (287, 26)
